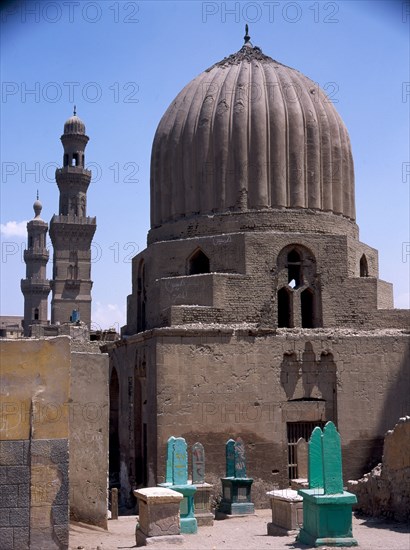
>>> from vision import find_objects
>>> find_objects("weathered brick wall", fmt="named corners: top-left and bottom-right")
top-left (348, 416), bottom-right (410, 522)
top-left (0, 441), bottom-right (30, 549)
top-left (125, 227), bottom-right (404, 334)
top-left (152, 329), bottom-right (409, 506)
top-left (346, 237), bottom-right (379, 278)
top-left (0, 337), bottom-right (71, 550)
top-left (376, 280), bottom-right (394, 309)
top-left (147, 208), bottom-right (359, 244)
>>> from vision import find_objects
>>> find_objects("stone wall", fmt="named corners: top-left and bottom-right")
top-left (0, 337), bottom-right (70, 550)
top-left (0, 440), bottom-right (31, 549)
top-left (107, 328), bottom-right (409, 509)
top-left (154, 330), bottom-right (409, 495)
top-left (69, 351), bottom-right (109, 528)
top-left (124, 228), bottom-right (405, 336)
top-left (107, 336), bottom-right (158, 509)
top-left (348, 416), bottom-right (410, 522)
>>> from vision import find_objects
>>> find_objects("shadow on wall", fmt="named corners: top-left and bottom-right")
top-left (280, 342), bottom-right (337, 422)
top-left (344, 339), bottom-right (410, 479)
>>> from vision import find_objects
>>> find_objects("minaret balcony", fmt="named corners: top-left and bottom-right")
top-left (56, 166), bottom-right (91, 177)
top-left (21, 278), bottom-right (51, 293)
top-left (50, 214), bottom-right (96, 225)
top-left (23, 248), bottom-right (49, 262)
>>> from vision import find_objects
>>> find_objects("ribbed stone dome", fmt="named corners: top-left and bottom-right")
top-left (64, 114), bottom-right (86, 135)
top-left (151, 42), bottom-right (355, 228)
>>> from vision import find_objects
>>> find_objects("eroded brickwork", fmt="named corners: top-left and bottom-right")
top-left (348, 416), bottom-right (410, 522)
top-left (107, 329), bottom-right (409, 507)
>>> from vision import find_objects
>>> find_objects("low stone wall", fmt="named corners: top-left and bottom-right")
top-left (69, 351), bottom-right (109, 528)
top-left (348, 416), bottom-right (410, 522)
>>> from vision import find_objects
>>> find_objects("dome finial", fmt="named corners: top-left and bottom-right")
top-left (244, 24), bottom-right (250, 44)
top-left (73, 104), bottom-right (77, 116)
top-left (33, 193), bottom-right (42, 218)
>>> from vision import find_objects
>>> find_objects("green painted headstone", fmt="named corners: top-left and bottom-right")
top-left (308, 427), bottom-right (324, 489)
top-left (298, 422), bottom-right (358, 546)
top-left (226, 439), bottom-right (235, 477)
top-left (234, 437), bottom-right (247, 478)
top-left (165, 436), bottom-right (176, 484)
top-left (173, 437), bottom-right (188, 485)
top-left (322, 421), bottom-right (343, 494)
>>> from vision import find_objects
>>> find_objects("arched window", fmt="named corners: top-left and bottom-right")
top-left (287, 250), bottom-right (302, 287)
top-left (34, 308), bottom-right (39, 321)
top-left (301, 288), bottom-right (314, 328)
top-left (360, 254), bottom-right (368, 277)
top-left (188, 249), bottom-right (210, 275)
top-left (278, 287), bottom-right (292, 328)
top-left (63, 153), bottom-right (68, 167)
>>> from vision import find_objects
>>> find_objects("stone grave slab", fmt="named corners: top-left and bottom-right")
top-left (134, 487), bottom-right (184, 546)
top-left (266, 489), bottom-right (303, 536)
top-left (192, 442), bottom-right (213, 526)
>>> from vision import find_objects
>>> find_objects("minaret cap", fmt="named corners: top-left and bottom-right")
top-left (63, 107), bottom-right (86, 135)
top-left (33, 190), bottom-right (42, 218)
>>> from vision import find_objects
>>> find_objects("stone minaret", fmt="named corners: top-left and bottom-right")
top-left (49, 109), bottom-right (96, 327)
top-left (21, 195), bottom-right (51, 336)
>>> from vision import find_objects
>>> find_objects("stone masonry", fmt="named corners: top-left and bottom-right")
top-left (0, 337), bottom-right (71, 550)
top-left (105, 34), bottom-right (410, 510)
top-left (348, 416), bottom-right (410, 522)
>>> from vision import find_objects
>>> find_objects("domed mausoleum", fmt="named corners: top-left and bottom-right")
top-left (106, 33), bottom-right (409, 508)
top-left (151, 36), bottom-right (355, 228)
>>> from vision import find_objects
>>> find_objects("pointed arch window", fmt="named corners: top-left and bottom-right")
top-left (188, 249), bottom-right (210, 275)
top-left (360, 254), bottom-right (368, 277)
top-left (278, 287), bottom-right (292, 328)
top-left (301, 288), bottom-right (314, 328)
top-left (287, 249), bottom-right (302, 287)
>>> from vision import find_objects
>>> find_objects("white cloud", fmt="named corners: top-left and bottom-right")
top-left (92, 301), bottom-right (126, 332)
top-left (0, 220), bottom-right (28, 238)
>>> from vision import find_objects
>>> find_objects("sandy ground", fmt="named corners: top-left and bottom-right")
top-left (69, 510), bottom-right (410, 550)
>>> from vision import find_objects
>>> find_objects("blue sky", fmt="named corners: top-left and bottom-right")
top-left (1, 0), bottom-right (409, 330)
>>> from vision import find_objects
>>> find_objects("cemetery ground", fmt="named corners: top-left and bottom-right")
top-left (69, 510), bottom-right (410, 550)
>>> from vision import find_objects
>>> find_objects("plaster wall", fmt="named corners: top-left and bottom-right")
top-left (69, 351), bottom-right (109, 528)
top-left (153, 330), bottom-right (409, 505)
